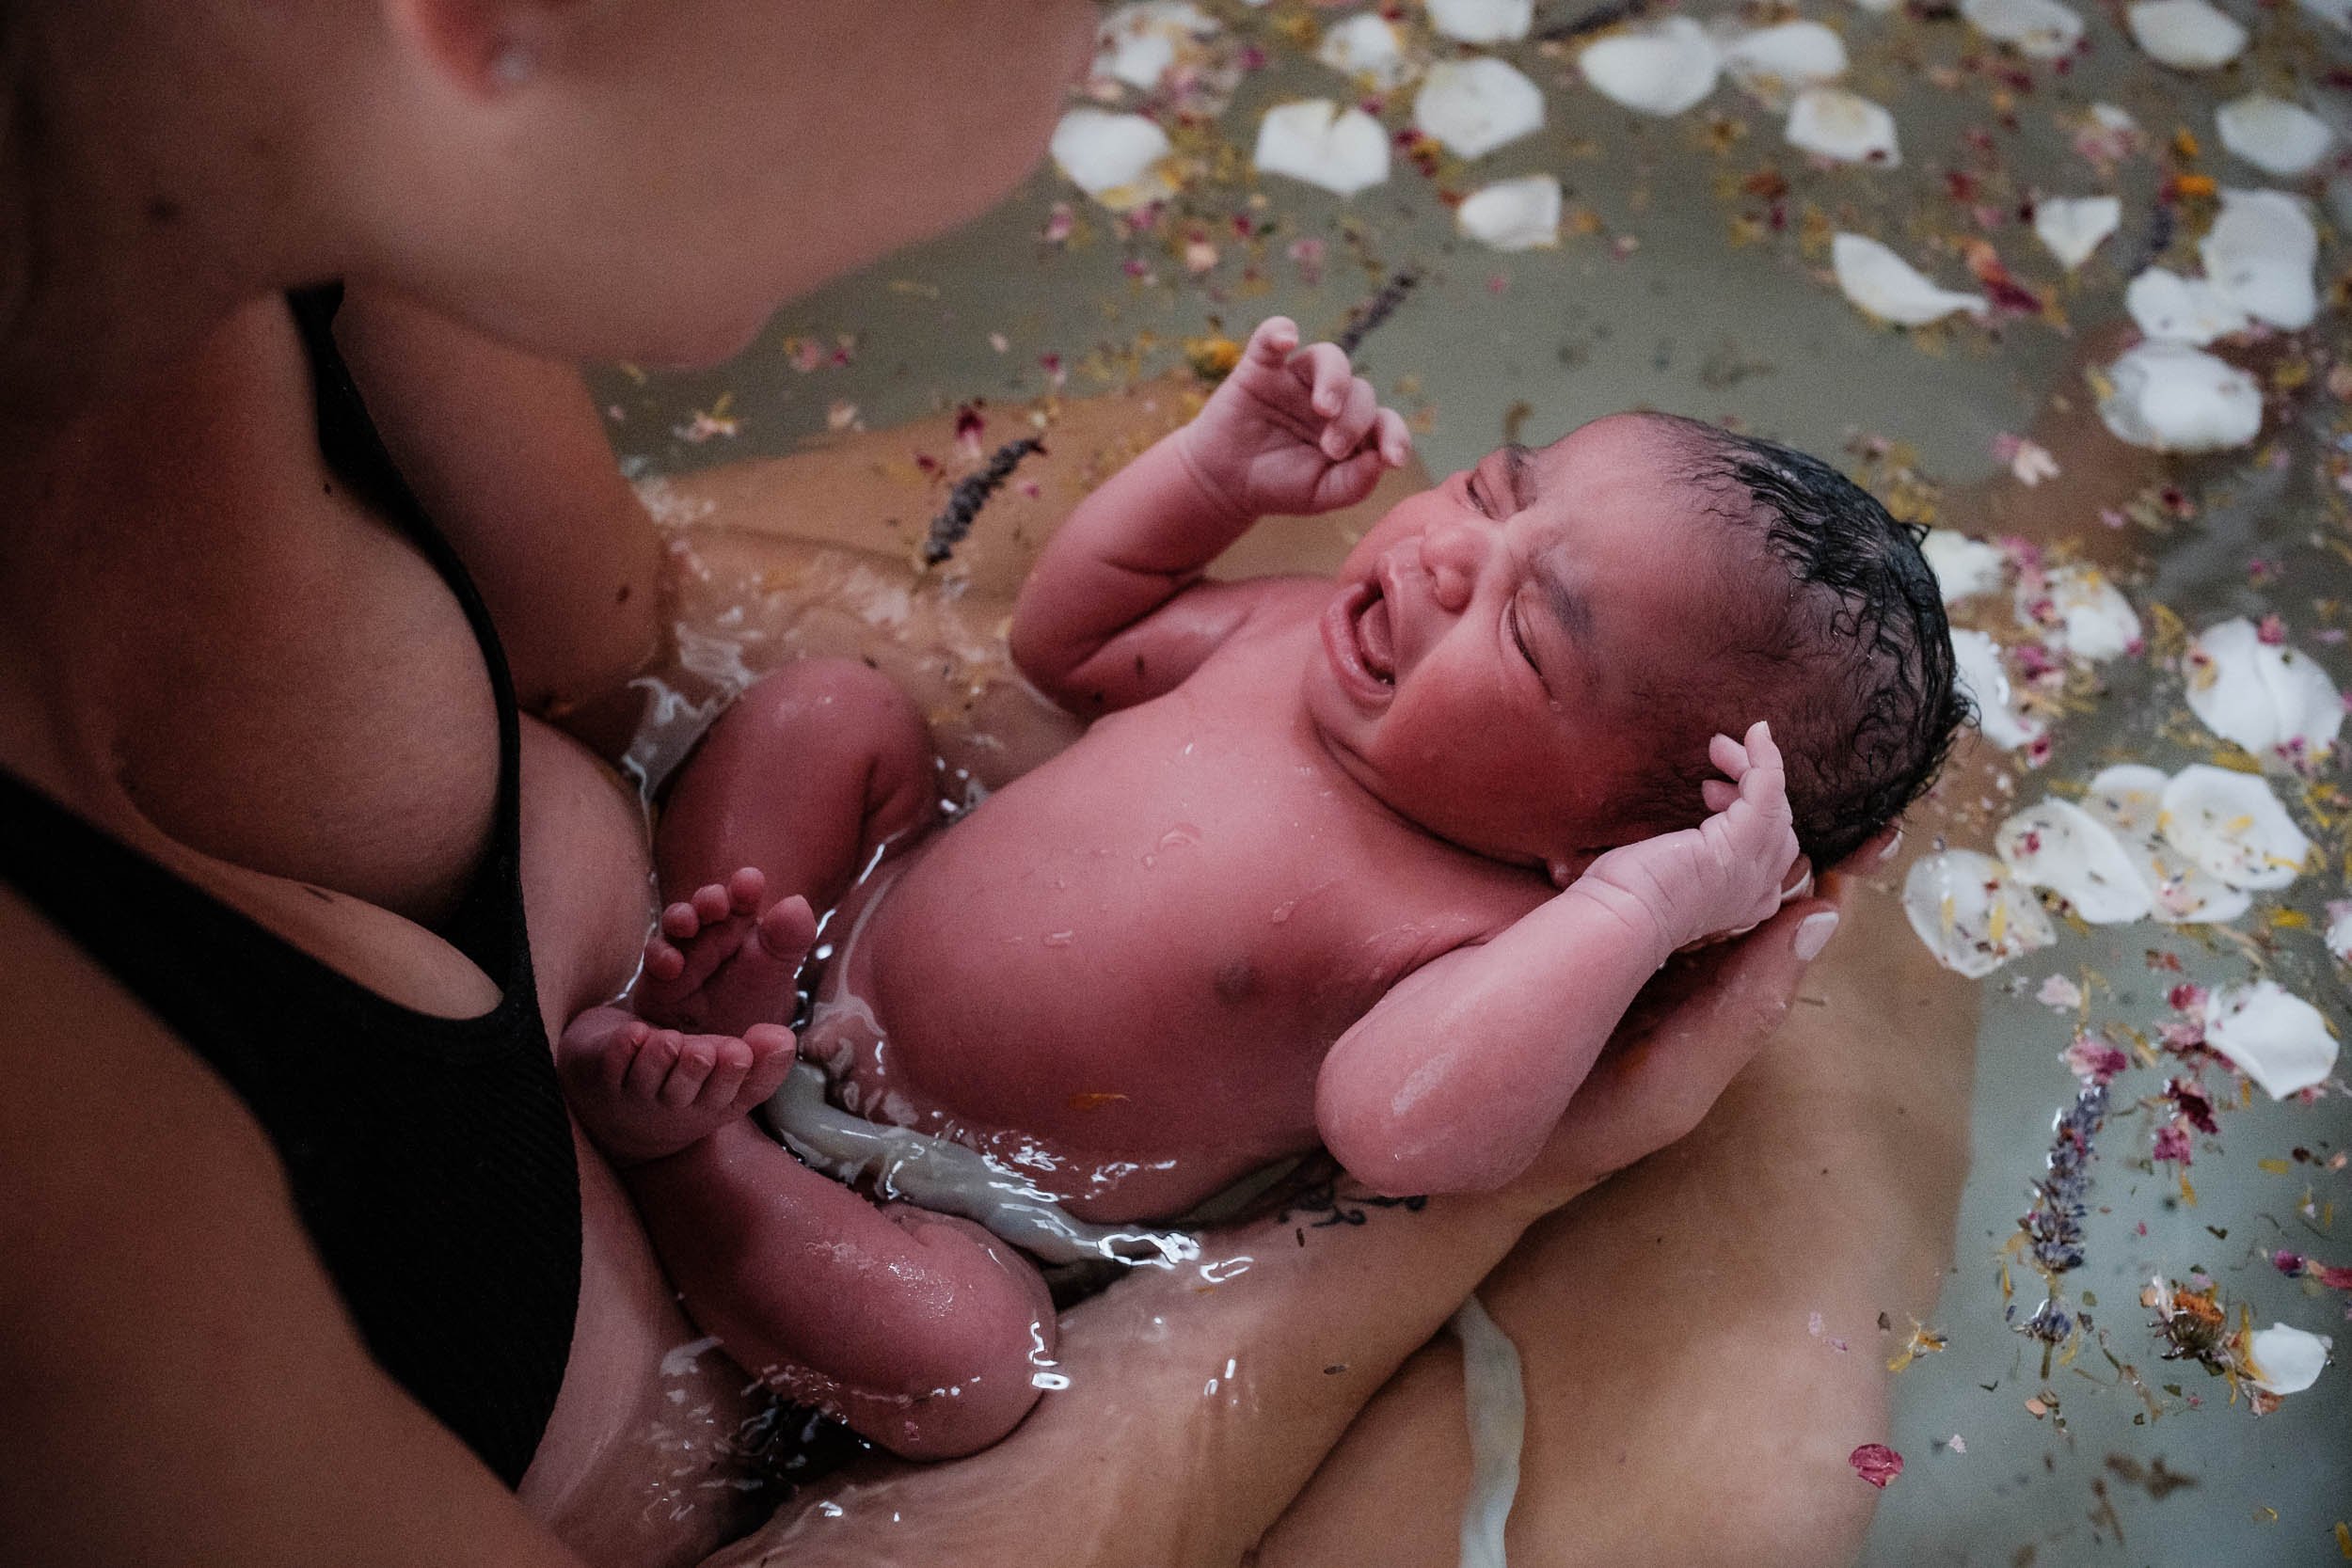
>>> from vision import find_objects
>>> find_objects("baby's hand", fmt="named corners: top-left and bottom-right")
top-left (1578, 721), bottom-right (1802, 959)
top-left (1174, 317), bottom-right (1412, 522)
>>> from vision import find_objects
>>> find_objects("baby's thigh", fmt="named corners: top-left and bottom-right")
top-left (656, 657), bottom-right (936, 906)
top-left (1258, 888), bottom-right (1977, 1567)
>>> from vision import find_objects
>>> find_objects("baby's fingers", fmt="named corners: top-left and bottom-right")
top-left (1322, 375), bottom-right (1380, 458)
top-left (1293, 341), bottom-right (1357, 418)
top-left (1701, 777), bottom-right (1738, 813)
top-left (1375, 406), bottom-right (1412, 467)
top-left (1708, 731), bottom-right (1750, 782)
top-left (1244, 316), bottom-right (1301, 368)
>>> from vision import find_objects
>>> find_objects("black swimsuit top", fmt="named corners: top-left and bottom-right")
top-left (0, 287), bottom-right (580, 1489)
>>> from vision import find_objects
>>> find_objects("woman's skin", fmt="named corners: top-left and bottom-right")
top-left (0, 4), bottom-right (1865, 1567)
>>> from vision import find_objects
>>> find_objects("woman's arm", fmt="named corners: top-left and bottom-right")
top-left (328, 288), bottom-right (663, 732)
top-left (0, 894), bottom-right (589, 1568)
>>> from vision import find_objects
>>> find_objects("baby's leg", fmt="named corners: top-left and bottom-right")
top-left (628, 1118), bottom-right (1058, 1460)
top-left (632, 657), bottom-right (937, 1037)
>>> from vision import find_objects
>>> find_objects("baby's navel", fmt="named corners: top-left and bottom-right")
top-left (1214, 958), bottom-right (1259, 1006)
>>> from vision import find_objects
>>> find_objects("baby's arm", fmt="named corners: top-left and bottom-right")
top-left (1318, 725), bottom-right (1801, 1196)
top-left (1010, 317), bottom-right (1407, 716)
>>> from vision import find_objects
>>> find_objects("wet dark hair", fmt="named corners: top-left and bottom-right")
top-left (1622, 416), bottom-right (1969, 867)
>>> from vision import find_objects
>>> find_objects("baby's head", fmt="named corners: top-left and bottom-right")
top-left (1311, 412), bottom-right (1964, 873)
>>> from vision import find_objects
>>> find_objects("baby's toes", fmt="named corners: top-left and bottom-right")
top-left (688, 880), bottom-right (737, 928)
top-left (643, 935), bottom-right (688, 984)
top-left (658, 1036), bottom-right (720, 1108)
top-left (741, 1023), bottom-right (800, 1103)
top-left (623, 1028), bottom-right (684, 1101)
top-left (758, 895), bottom-right (818, 970)
top-left (698, 1037), bottom-right (755, 1109)
top-left (723, 865), bottom-right (767, 916)
top-left (660, 899), bottom-right (706, 943)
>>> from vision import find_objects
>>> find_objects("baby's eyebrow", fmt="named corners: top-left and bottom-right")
top-left (1503, 443), bottom-right (1534, 506)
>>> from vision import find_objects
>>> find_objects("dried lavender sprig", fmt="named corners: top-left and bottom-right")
top-left (922, 436), bottom-right (1045, 566)
top-left (1334, 269), bottom-right (1421, 356)
top-left (2015, 1083), bottom-right (2108, 1345)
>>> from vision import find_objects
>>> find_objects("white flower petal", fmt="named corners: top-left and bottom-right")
top-left (1833, 233), bottom-right (1985, 324)
top-left (2204, 981), bottom-right (2339, 1098)
top-left (1951, 627), bottom-right (2047, 751)
top-left (2125, 267), bottom-right (2249, 345)
top-left (1996, 799), bottom-right (2153, 923)
top-left (1788, 87), bottom-right (1902, 165)
top-left (1904, 850), bottom-right (2058, 977)
top-left (2201, 188), bottom-right (2320, 331)
top-left (1457, 174), bottom-right (1563, 250)
top-left (1097, 2), bottom-right (1220, 90)
top-left (2217, 94), bottom-right (2335, 179)
top-left (2183, 616), bottom-right (2344, 764)
top-left (1718, 20), bottom-right (1847, 103)
top-left (2124, 0), bottom-right (2249, 68)
top-left (2248, 1324), bottom-right (2332, 1393)
top-left (2033, 196), bottom-right (2122, 270)
top-left (1317, 13), bottom-right (1420, 89)
top-left (1580, 18), bottom-right (1722, 117)
top-left (1427, 0), bottom-right (1534, 43)
top-left (2015, 563), bottom-right (2141, 661)
top-left (1050, 110), bottom-right (1178, 210)
top-left (1962, 0), bottom-right (2086, 56)
top-left (1923, 530), bottom-right (2008, 603)
top-left (2159, 763), bottom-right (2312, 890)
top-left (2328, 903), bottom-right (2352, 962)
top-left (2096, 341), bottom-right (2263, 452)
top-left (1415, 58), bottom-right (1547, 159)
top-left (1254, 100), bottom-right (1391, 196)
top-left (2080, 767), bottom-right (2252, 923)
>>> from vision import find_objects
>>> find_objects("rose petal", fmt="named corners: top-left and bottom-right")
top-left (1254, 100), bottom-right (1392, 196)
top-left (2201, 188), bottom-right (2319, 331)
top-left (1788, 87), bottom-right (1901, 165)
top-left (1050, 110), bottom-right (1179, 210)
top-left (2015, 563), bottom-right (2141, 661)
top-left (1426, 0), bottom-right (1534, 44)
top-left (1923, 530), bottom-right (2008, 603)
top-left (1850, 1443), bottom-right (1905, 1488)
top-left (2082, 765), bottom-right (2253, 924)
top-left (1904, 849), bottom-right (2058, 978)
top-left (1996, 799), bottom-right (2154, 924)
top-left (2204, 981), bottom-right (2339, 1098)
top-left (2033, 196), bottom-right (2122, 270)
top-left (1317, 12), bottom-right (1420, 89)
top-left (2125, 267), bottom-right (2250, 345)
top-left (1833, 234), bottom-right (1985, 324)
top-left (1961, 0), bottom-right (2086, 57)
top-left (2217, 95), bottom-right (2335, 179)
top-left (2247, 1323), bottom-right (2332, 1393)
top-left (2159, 764), bottom-right (2312, 890)
top-left (1718, 20), bottom-right (1846, 103)
top-left (2183, 616), bottom-right (2344, 763)
top-left (1457, 174), bottom-right (1563, 251)
top-left (1580, 18), bottom-right (1722, 117)
top-left (2095, 341), bottom-right (2262, 452)
top-left (1415, 57), bottom-right (1547, 159)
top-left (2124, 0), bottom-right (2249, 68)
top-left (1095, 2), bottom-right (1220, 89)
top-left (1951, 627), bottom-right (2047, 751)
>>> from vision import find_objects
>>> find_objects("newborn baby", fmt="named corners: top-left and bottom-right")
top-left (558, 318), bottom-right (1963, 1460)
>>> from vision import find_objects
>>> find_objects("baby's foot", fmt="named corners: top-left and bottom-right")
top-left (555, 1006), bottom-right (800, 1164)
top-left (637, 867), bottom-right (818, 1037)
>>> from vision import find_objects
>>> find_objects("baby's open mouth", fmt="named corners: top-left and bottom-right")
top-left (1354, 586), bottom-right (1396, 684)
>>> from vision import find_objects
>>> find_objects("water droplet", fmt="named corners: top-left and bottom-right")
top-left (1158, 822), bottom-right (1202, 850)
top-left (1031, 1370), bottom-right (1073, 1390)
top-left (1043, 930), bottom-right (1076, 946)
top-left (1270, 899), bottom-right (1297, 924)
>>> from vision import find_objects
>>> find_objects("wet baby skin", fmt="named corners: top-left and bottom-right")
top-left (558, 319), bottom-right (1802, 1461)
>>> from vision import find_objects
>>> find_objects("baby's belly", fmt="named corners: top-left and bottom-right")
top-left (796, 838), bottom-right (1325, 1224)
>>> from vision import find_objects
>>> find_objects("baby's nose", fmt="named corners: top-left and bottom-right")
top-left (1423, 520), bottom-right (1485, 611)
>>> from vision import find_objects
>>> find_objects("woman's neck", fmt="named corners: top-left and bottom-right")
top-left (0, 2), bottom-right (334, 424)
